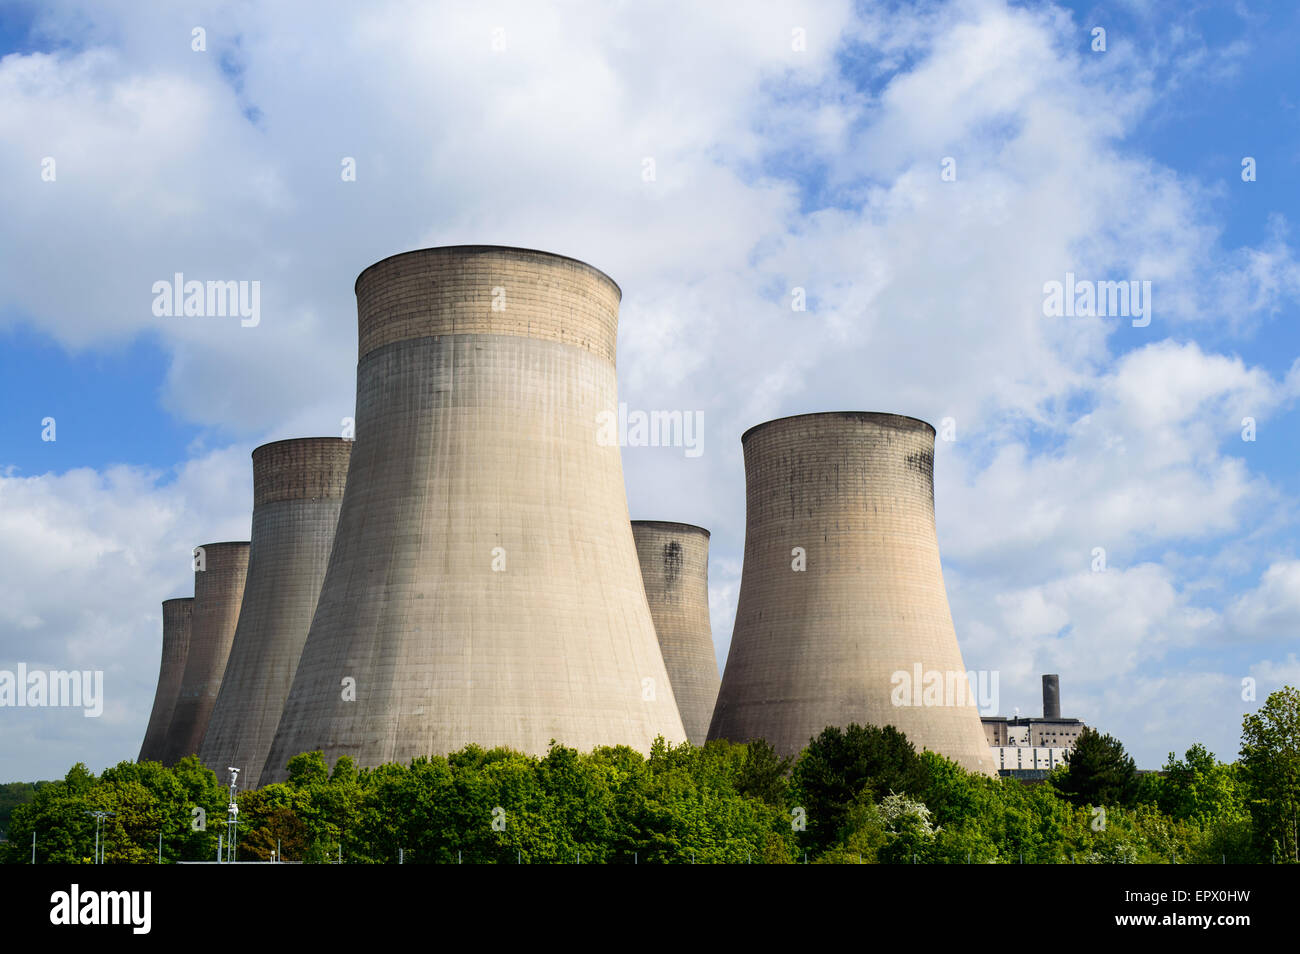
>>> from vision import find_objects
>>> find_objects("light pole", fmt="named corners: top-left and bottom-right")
top-left (84, 810), bottom-right (114, 864)
top-left (225, 767), bottom-right (240, 864)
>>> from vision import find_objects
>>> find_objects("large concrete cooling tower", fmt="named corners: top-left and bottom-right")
top-left (632, 521), bottom-right (720, 745)
top-left (161, 542), bottom-right (250, 765)
top-left (198, 439), bottom-right (351, 785)
top-left (261, 246), bottom-right (685, 783)
top-left (708, 412), bottom-right (993, 775)
top-left (138, 598), bottom-right (193, 763)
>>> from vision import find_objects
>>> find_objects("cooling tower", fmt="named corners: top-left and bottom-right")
top-left (1042, 674), bottom-right (1061, 720)
top-left (708, 412), bottom-right (994, 775)
top-left (198, 438), bottom-right (351, 785)
top-left (631, 521), bottom-right (720, 745)
top-left (261, 246), bottom-right (685, 783)
top-left (161, 542), bottom-right (250, 765)
top-left (138, 598), bottom-right (193, 763)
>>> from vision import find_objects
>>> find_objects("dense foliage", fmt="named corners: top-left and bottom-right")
top-left (1055, 727), bottom-right (1139, 808)
top-left (0, 780), bottom-right (51, 838)
top-left (1, 758), bottom-right (226, 863)
top-left (3, 686), bottom-right (1296, 864)
top-left (1240, 685), bottom-right (1300, 863)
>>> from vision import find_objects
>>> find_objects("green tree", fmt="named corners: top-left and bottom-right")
top-left (632, 739), bottom-right (794, 863)
top-left (1054, 727), bottom-right (1139, 808)
top-left (735, 739), bottom-right (791, 808)
top-left (2, 764), bottom-right (98, 863)
top-left (876, 793), bottom-right (937, 864)
top-left (285, 751), bottom-right (329, 789)
top-left (1157, 742), bottom-right (1250, 857)
top-left (168, 756), bottom-right (226, 861)
top-left (917, 750), bottom-right (978, 827)
top-left (238, 785), bottom-right (310, 861)
top-left (1, 759), bottom-right (224, 864)
top-left (1239, 685), bottom-right (1300, 863)
top-left (0, 781), bottom-right (48, 839)
top-left (813, 795), bottom-right (886, 864)
top-left (791, 723), bottom-right (926, 854)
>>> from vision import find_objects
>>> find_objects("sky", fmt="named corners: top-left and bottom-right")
top-left (1, 0), bottom-right (1299, 779)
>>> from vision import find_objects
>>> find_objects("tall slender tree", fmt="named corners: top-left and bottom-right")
top-left (1240, 686), bottom-right (1300, 863)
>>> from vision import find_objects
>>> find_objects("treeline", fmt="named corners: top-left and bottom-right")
top-left (3, 685), bottom-right (1296, 864)
top-left (0, 781), bottom-right (51, 839)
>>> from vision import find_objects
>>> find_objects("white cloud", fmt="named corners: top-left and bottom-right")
top-left (0, 448), bottom-right (250, 778)
top-left (1227, 561), bottom-right (1300, 642)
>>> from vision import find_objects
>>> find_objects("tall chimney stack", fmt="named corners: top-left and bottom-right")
top-left (1042, 673), bottom-right (1061, 720)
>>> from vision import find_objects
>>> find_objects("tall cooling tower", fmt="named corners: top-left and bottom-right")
top-left (261, 246), bottom-right (685, 783)
top-left (198, 438), bottom-right (351, 785)
top-left (708, 412), bottom-right (993, 775)
top-left (631, 521), bottom-right (720, 745)
top-left (138, 598), bottom-right (193, 763)
top-left (161, 542), bottom-right (250, 765)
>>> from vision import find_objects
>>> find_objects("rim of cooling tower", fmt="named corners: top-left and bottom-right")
top-left (353, 245), bottom-right (622, 299)
top-left (740, 411), bottom-right (936, 445)
top-left (631, 520), bottom-right (711, 537)
top-left (250, 436), bottom-right (352, 456)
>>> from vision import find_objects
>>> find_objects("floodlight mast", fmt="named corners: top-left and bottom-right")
top-left (225, 767), bottom-right (240, 863)
top-left (84, 810), bottom-right (114, 864)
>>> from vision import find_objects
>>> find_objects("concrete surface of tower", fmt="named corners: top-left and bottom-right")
top-left (138, 598), bottom-right (193, 763)
top-left (160, 542), bottom-right (249, 765)
top-left (708, 412), bottom-right (994, 775)
top-left (261, 246), bottom-right (686, 784)
top-left (199, 438), bottom-right (351, 784)
top-left (632, 521), bottom-right (719, 745)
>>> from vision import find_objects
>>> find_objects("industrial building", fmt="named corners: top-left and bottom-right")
top-left (260, 246), bottom-right (686, 784)
top-left (708, 411), bottom-right (994, 775)
top-left (982, 674), bottom-right (1086, 778)
top-left (198, 438), bottom-right (351, 785)
top-left (159, 542), bottom-right (250, 765)
top-left (631, 521), bottom-right (720, 745)
top-left (138, 598), bottom-right (193, 764)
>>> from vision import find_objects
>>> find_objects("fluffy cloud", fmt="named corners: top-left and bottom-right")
top-left (1227, 561), bottom-right (1300, 642)
top-left (0, 449), bottom-right (250, 778)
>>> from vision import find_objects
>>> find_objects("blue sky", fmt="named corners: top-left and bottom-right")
top-left (2, 0), bottom-right (1299, 779)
